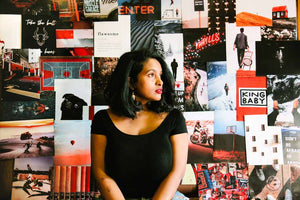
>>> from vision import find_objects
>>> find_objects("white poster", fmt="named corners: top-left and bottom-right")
top-left (244, 114), bottom-right (284, 165)
top-left (0, 14), bottom-right (21, 49)
top-left (94, 15), bottom-right (130, 57)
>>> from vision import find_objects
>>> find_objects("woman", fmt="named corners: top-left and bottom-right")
top-left (91, 49), bottom-right (188, 200)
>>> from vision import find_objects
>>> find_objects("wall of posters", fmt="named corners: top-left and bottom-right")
top-left (0, 0), bottom-right (299, 199)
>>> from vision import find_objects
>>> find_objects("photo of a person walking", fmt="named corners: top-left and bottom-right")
top-left (233, 28), bottom-right (249, 68)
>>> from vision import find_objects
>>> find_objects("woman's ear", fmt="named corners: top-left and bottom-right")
top-left (128, 77), bottom-right (135, 90)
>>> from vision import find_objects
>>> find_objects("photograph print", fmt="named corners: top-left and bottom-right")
top-left (184, 61), bottom-right (208, 111)
top-left (92, 57), bottom-right (119, 105)
top-left (184, 111), bottom-right (214, 163)
top-left (0, 14), bottom-right (21, 49)
top-left (248, 164), bottom-right (291, 200)
top-left (207, 61), bottom-right (236, 111)
top-left (261, 0), bottom-right (297, 41)
top-left (54, 120), bottom-right (91, 166)
top-left (256, 41), bottom-right (300, 76)
top-left (226, 23), bottom-right (261, 73)
top-left (156, 33), bottom-right (184, 83)
top-left (161, 0), bottom-right (182, 20)
top-left (183, 28), bottom-right (226, 62)
top-left (181, 0), bottom-right (208, 29)
top-left (0, 91), bottom-right (55, 121)
top-left (213, 110), bottom-right (246, 162)
top-left (1, 49), bottom-right (40, 101)
top-left (207, 0), bottom-right (236, 33)
top-left (236, 0), bottom-right (272, 26)
top-left (54, 79), bottom-right (91, 121)
top-left (11, 156), bottom-right (53, 200)
top-left (40, 56), bottom-right (92, 91)
top-left (267, 74), bottom-right (300, 127)
top-left (0, 119), bottom-right (54, 160)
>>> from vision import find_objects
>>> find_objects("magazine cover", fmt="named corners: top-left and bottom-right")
top-left (11, 156), bottom-right (53, 199)
top-left (0, 119), bottom-right (54, 160)
top-left (184, 111), bottom-right (214, 163)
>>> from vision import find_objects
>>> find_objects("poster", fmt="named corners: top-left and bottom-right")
top-left (94, 15), bottom-right (130, 57)
top-left (236, 75), bottom-right (267, 121)
top-left (22, 14), bottom-right (58, 56)
top-left (281, 128), bottom-right (300, 165)
top-left (0, 14), bottom-right (21, 49)
top-left (244, 115), bottom-right (284, 165)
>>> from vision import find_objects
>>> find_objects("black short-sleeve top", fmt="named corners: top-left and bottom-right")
top-left (91, 109), bottom-right (187, 198)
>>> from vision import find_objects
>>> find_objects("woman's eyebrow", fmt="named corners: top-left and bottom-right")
top-left (145, 68), bottom-right (157, 73)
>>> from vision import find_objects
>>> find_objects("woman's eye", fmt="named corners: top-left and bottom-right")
top-left (148, 73), bottom-right (154, 77)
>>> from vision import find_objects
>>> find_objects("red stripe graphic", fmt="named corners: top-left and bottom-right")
top-left (56, 30), bottom-right (74, 39)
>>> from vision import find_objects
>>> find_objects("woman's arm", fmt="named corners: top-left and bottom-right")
top-left (152, 133), bottom-right (189, 200)
top-left (91, 134), bottom-right (125, 200)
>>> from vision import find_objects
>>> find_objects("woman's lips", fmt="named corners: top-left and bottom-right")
top-left (155, 89), bottom-right (163, 94)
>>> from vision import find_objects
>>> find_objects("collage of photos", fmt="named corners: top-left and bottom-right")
top-left (0, 0), bottom-right (300, 199)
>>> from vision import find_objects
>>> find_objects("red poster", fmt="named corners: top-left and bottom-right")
top-left (236, 74), bottom-right (267, 121)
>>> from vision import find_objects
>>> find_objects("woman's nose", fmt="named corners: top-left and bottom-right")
top-left (156, 76), bottom-right (163, 86)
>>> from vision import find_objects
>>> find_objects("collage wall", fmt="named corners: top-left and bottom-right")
top-left (0, 0), bottom-right (300, 199)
